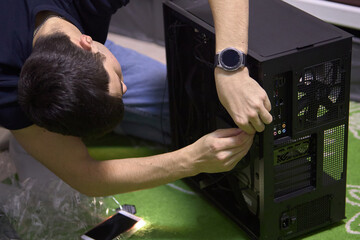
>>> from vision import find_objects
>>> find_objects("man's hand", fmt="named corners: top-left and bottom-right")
top-left (185, 128), bottom-right (254, 174)
top-left (208, 0), bottom-right (272, 133)
top-left (215, 67), bottom-right (273, 134)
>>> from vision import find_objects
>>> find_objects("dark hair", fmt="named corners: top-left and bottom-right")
top-left (19, 32), bottom-right (124, 138)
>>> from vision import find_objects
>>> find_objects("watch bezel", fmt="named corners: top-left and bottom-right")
top-left (216, 47), bottom-right (246, 71)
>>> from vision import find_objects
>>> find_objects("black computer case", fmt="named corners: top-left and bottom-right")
top-left (163, 0), bottom-right (352, 239)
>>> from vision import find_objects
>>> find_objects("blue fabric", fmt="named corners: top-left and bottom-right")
top-left (0, 0), bottom-right (129, 130)
top-left (105, 40), bottom-right (171, 144)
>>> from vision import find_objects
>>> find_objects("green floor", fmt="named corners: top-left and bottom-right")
top-left (86, 134), bottom-right (248, 240)
top-left (84, 101), bottom-right (360, 240)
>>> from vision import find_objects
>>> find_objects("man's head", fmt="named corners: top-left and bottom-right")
top-left (19, 29), bottom-right (127, 138)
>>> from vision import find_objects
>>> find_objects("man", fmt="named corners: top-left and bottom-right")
top-left (0, 0), bottom-right (272, 196)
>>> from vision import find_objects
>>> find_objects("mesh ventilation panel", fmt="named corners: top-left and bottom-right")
top-left (323, 125), bottom-right (345, 185)
top-left (296, 195), bottom-right (331, 232)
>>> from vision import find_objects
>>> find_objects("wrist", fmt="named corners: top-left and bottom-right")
top-left (214, 66), bottom-right (249, 78)
top-left (175, 146), bottom-right (200, 177)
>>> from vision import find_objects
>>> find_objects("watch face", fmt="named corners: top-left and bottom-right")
top-left (220, 48), bottom-right (242, 70)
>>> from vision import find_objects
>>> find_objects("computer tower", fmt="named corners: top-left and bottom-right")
top-left (163, 0), bottom-right (352, 239)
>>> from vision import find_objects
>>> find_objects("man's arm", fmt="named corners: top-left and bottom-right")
top-left (11, 125), bottom-right (253, 196)
top-left (208, 0), bottom-right (273, 134)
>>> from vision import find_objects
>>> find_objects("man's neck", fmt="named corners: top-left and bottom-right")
top-left (35, 11), bottom-right (54, 28)
top-left (33, 11), bottom-right (79, 46)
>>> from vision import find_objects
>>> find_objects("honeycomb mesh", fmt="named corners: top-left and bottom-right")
top-left (297, 59), bottom-right (344, 129)
top-left (296, 195), bottom-right (331, 232)
top-left (323, 125), bottom-right (345, 185)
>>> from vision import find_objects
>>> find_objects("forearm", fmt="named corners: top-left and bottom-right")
top-left (11, 125), bottom-right (192, 196)
top-left (81, 147), bottom-right (195, 196)
top-left (208, 0), bottom-right (249, 53)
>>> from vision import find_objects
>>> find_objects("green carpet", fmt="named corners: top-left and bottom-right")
top-left (86, 135), bottom-right (247, 240)
top-left (84, 101), bottom-right (360, 240)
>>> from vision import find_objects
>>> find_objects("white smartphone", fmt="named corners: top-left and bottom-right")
top-left (80, 210), bottom-right (144, 240)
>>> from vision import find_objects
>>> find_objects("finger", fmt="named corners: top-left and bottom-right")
top-left (264, 95), bottom-right (272, 112)
top-left (223, 138), bottom-right (254, 169)
top-left (211, 131), bottom-right (253, 154)
top-left (259, 106), bottom-right (273, 125)
top-left (249, 114), bottom-right (265, 132)
top-left (220, 132), bottom-right (254, 152)
top-left (237, 121), bottom-right (256, 135)
top-left (212, 128), bottom-right (243, 138)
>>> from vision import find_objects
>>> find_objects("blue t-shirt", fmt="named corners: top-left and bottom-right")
top-left (0, 0), bottom-right (129, 130)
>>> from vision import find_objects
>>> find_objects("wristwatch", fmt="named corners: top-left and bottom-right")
top-left (214, 47), bottom-right (247, 71)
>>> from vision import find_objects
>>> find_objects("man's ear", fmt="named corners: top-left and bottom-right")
top-left (79, 34), bottom-right (92, 51)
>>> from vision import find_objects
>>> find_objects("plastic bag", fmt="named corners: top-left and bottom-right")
top-left (1, 178), bottom-right (118, 240)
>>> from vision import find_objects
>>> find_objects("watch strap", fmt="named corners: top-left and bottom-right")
top-left (214, 53), bottom-right (220, 68)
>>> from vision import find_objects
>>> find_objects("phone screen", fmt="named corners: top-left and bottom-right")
top-left (81, 210), bottom-right (141, 240)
